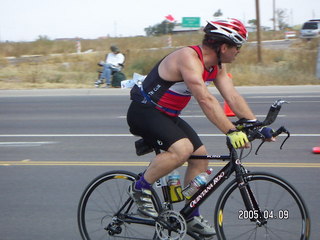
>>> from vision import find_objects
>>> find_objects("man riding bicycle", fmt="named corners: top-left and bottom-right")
top-left (126, 18), bottom-right (273, 237)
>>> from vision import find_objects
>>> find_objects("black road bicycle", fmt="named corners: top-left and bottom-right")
top-left (78, 100), bottom-right (310, 240)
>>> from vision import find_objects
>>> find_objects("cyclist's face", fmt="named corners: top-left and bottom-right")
top-left (221, 44), bottom-right (241, 63)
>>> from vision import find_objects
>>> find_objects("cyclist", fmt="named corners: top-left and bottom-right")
top-left (127, 18), bottom-right (274, 237)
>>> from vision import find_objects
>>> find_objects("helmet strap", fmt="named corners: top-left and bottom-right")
top-left (216, 47), bottom-right (222, 69)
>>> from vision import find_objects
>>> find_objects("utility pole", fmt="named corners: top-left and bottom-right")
top-left (273, 0), bottom-right (276, 31)
top-left (255, 0), bottom-right (262, 63)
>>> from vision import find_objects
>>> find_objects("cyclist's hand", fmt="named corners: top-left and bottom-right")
top-left (226, 130), bottom-right (249, 149)
top-left (259, 127), bottom-right (276, 142)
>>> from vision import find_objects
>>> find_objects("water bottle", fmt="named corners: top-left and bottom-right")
top-left (166, 170), bottom-right (184, 203)
top-left (182, 169), bottom-right (212, 199)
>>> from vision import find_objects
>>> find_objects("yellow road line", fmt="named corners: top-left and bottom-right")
top-left (0, 161), bottom-right (319, 168)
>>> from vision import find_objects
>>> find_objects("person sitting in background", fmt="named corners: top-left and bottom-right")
top-left (95, 45), bottom-right (125, 88)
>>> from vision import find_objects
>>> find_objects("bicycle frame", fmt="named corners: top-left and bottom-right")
top-left (177, 147), bottom-right (260, 224)
top-left (180, 153), bottom-right (237, 218)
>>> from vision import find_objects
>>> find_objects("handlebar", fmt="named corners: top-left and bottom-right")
top-left (262, 99), bottom-right (289, 126)
top-left (229, 99), bottom-right (290, 155)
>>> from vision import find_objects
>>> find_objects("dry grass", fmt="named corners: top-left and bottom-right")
top-left (0, 32), bottom-right (319, 89)
top-left (229, 43), bottom-right (319, 86)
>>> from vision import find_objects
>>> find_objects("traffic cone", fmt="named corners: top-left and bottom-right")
top-left (224, 101), bottom-right (235, 117)
top-left (224, 73), bottom-right (236, 117)
top-left (312, 146), bottom-right (320, 154)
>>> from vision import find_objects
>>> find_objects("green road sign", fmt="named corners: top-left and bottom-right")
top-left (182, 17), bottom-right (201, 28)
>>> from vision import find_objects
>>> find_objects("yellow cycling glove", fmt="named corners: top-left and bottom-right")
top-left (226, 130), bottom-right (249, 149)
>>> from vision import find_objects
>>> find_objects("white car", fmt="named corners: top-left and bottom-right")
top-left (300, 19), bottom-right (320, 39)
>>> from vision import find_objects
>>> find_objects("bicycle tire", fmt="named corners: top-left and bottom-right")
top-left (214, 172), bottom-right (310, 240)
top-left (78, 170), bottom-right (162, 240)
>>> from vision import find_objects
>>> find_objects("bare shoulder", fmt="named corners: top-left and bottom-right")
top-left (172, 47), bottom-right (198, 62)
top-left (176, 47), bottom-right (204, 76)
top-left (159, 47), bottom-right (201, 81)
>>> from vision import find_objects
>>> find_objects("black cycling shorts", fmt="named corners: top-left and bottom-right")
top-left (127, 101), bottom-right (203, 151)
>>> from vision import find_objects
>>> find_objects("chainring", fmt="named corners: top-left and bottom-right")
top-left (155, 210), bottom-right (187, 240)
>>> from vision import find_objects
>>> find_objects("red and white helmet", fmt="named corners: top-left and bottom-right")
top-left (204, 18), bottom-right (248, 46)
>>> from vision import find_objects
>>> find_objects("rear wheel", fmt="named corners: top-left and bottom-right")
top-left (214, 172), bottom-right (310, 239)
top-left (78, 170), bottom-right (162, 240)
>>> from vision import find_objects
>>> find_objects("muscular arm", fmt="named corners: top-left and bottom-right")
top-left (214, 65), bottom-right (256, 120)
top-left (178, 51), bottom-right (236, 134)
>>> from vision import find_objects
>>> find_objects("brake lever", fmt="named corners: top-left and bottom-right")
top-left (275, 126), bottom-right (290, 149)
top-left (248, 131), bottom-right (266, 155)
top-left (255, 139), bottom-right (266, 155)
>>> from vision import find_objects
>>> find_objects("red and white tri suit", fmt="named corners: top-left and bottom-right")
top-left (130, 45), bottom-right (219, 116)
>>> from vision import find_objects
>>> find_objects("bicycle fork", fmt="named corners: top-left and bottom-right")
top-left (236, 172), bottom-right (267, 226)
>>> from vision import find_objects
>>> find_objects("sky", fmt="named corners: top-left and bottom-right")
top-left (0, 0), bottom-right (319, 42)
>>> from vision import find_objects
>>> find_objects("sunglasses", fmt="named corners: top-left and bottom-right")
top-left (236, 45), bottom-right (242, 50)
top-left (227, 43), bottom-right (242, 50)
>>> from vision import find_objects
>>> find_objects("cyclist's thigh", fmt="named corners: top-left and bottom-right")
top-left (127, 101), bottom-right (202, 151)
top-left (174, 117), bottom-right (203, 152)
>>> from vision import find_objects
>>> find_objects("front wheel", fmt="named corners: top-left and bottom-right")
top-left (214, 172), bottom-right (310, 240)
top-left (77, 170), bottom-right (162, 240)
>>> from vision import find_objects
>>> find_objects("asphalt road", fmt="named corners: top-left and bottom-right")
top-left (0, 85), bottom-right (319, 240)
top-left (246, 39), bottom-right (295, 49)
